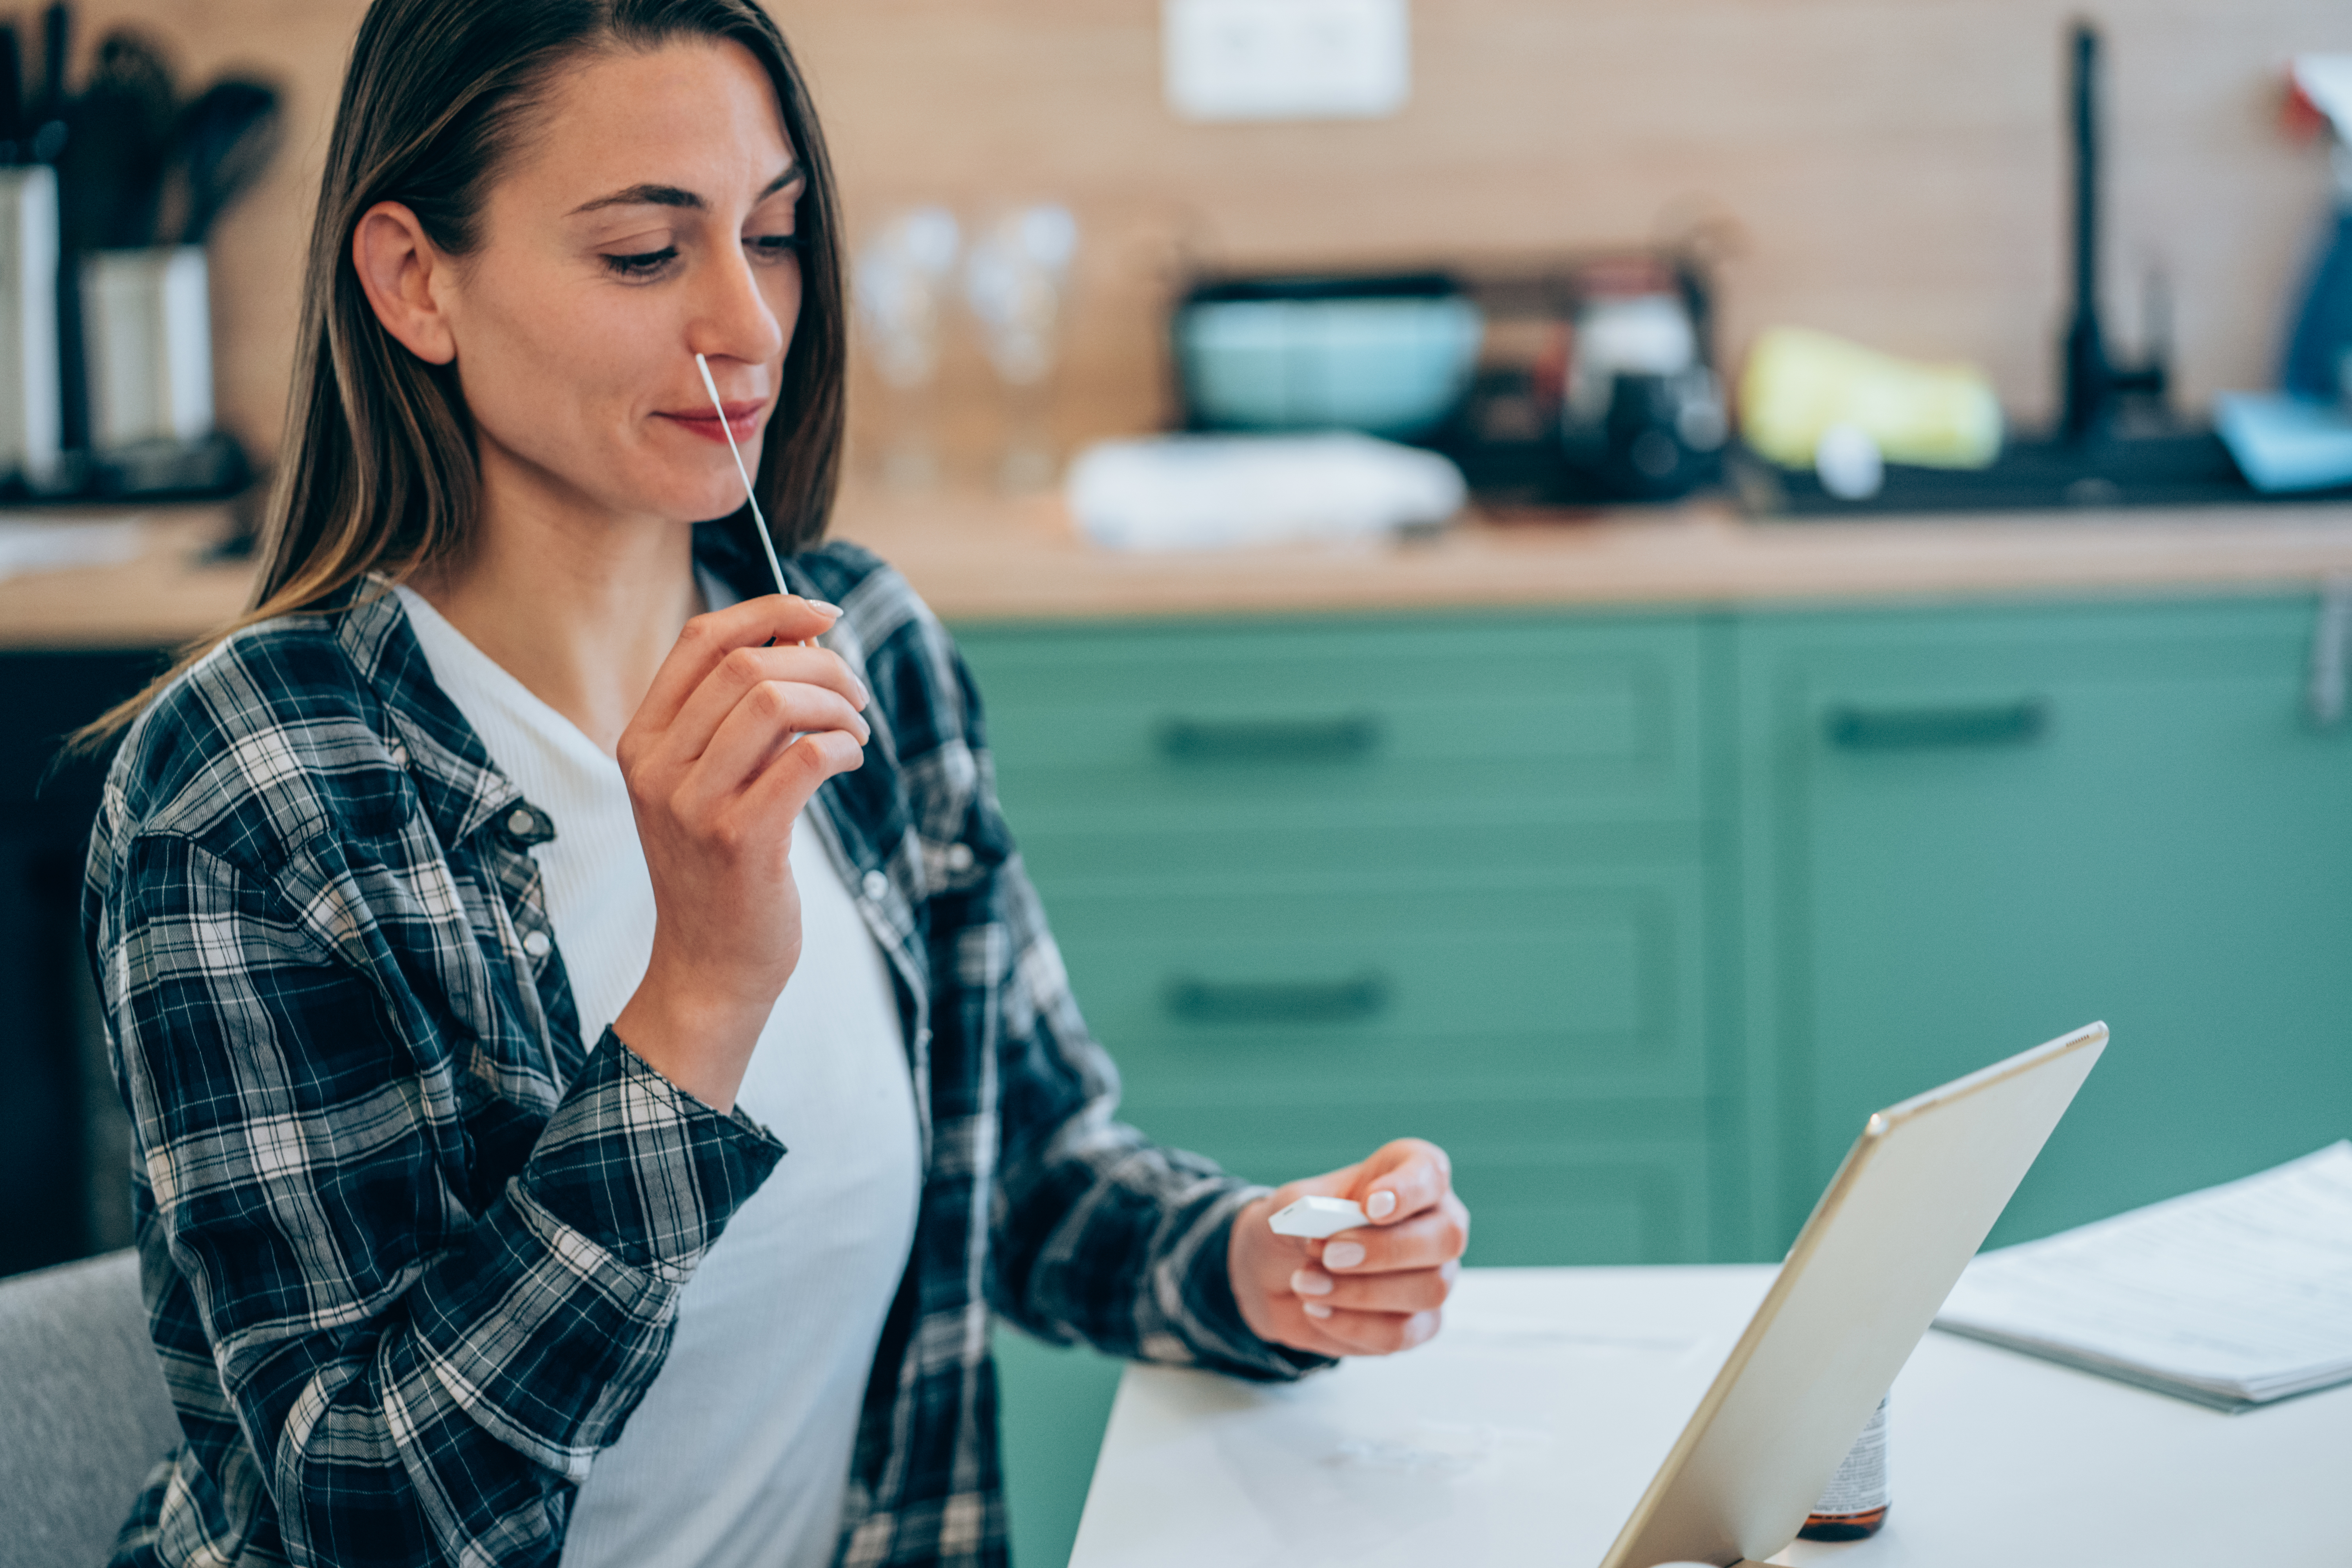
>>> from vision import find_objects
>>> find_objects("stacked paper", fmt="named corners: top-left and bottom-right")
top-left (1934, 1142), bottom-right (2352, 1411)
top-left (1063, 433), bottom-right (1466, 552)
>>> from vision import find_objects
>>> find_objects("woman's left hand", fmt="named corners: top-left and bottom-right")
top-left (1227, 1138), bottom-right (1470, 1358)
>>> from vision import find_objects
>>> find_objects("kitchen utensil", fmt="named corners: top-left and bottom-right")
top-left (33, 2), bottom-right (66, 143)
top-left (0, 25), bottom-right (26, 163)
top-left (58, 29), bottom-right (176, 250)
top-left (165, 78), bottom-right (281, 247)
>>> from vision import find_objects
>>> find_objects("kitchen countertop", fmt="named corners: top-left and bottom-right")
top-left (9, 487), bottom-right (2352, 651)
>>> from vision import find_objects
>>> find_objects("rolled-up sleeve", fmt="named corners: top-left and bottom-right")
top-left (108, 831), bottom-right (781, 1568)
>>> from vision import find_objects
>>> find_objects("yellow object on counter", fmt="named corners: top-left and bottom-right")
top-left (1739, 326), bottom-right (2003, 470)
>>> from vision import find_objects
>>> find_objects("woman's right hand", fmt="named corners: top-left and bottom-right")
top-left (610, 594), bottom-right (870, 1112)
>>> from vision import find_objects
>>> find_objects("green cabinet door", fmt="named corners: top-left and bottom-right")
top-left (1736, 595), bottom-right (2352, 1256)
top-left (991, 1323), bottom-right (1124, 1568)
top-left (958, 611), bottom-right (1726, 1267)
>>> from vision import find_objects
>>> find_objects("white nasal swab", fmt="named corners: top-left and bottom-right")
top-left (695, 352), bottom-right (792, 599)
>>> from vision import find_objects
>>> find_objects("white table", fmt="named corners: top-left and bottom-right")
top-left (1069, 1266), bottom-right (2352, 1568)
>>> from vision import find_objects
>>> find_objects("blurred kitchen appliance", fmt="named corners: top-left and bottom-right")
top-left (0, 163), bottom-right (60, 490)
top-left (1174, 271), bottom-right (1481, 438)
top-left (1171, 253), bottom-right (1725, 505)
top-left (1555, 254), bottom-right (1726, 501)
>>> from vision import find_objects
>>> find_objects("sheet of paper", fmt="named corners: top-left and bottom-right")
top-left (1935, 1141), bottom-right (2352, 1404)
top-left (1070, 1267), bottom-right (1777, 1568)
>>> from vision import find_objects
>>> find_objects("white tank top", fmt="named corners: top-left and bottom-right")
top-left (394, 583), bottom-right (922, 1568)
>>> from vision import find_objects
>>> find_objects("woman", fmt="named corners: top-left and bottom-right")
top-left (83, 1), bottom-right (1469, 1564)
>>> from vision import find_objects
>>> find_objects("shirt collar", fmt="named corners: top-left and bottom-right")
top-left (333, 521), bottom-right (786, 852)
top-left (337, 579), bottom-right (523, 850)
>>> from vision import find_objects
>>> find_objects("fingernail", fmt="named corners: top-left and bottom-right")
top-left (1302, 1301), bottom-right (1332, 1319)
top-left (1323, 1241), bottom-right (1366, 1271)
top-left (850, 671), bottom-right (872, 706)
top-left (1290, 1269), bottom-right (1333, 1297)
top-left (804, 598), bottom-right (844, 618)
top-left (1366, 1190), bottom-right (1398, 1220)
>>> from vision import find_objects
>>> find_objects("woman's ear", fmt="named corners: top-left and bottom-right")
top-left (353, 201), bottom-right (459, 365)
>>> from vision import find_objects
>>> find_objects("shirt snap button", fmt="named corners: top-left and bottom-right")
top-left (945, 843), bottom-right (974, 871)
top-left (522, 930), bottom-right (552, 960)
top-left (506, 808), bottom-right (537, 837)
top-left (862, 870), bottom-right (890, 902)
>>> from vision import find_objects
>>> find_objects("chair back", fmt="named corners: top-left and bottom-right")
top-left (0, 1250), bottom-right (180, 1568)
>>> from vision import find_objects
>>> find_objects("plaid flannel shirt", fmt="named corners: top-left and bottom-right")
top-left (83, 523), bottom-right (1320, 1568)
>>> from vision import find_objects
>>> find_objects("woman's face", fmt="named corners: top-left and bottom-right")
top-left (425, 38), bottom-right (805, 528)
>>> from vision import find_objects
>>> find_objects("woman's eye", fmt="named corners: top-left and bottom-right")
top-left (603, 246), bottom-right (679, 279)
top-left (747, 234), bottom-right (803, 263)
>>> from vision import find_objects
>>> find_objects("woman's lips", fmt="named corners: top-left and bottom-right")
top-left (661, 400), bottom-right (768, 444)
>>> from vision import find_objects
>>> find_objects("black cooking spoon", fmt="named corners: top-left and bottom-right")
top-left (167, 77), bottom-right (281, 247)
top-left (56, 27), bottom-right (177, 250)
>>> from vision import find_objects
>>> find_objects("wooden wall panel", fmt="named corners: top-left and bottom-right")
top-left (64, 0), bottom-right (2352, 467)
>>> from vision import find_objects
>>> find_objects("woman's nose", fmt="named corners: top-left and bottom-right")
top-left (690, 244), bottom-right (791, 369)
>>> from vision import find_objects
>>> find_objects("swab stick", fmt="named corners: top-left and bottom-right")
top-left (695, 352), bottom-right (792, 599)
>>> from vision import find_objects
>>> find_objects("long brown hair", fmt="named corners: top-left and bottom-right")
top-left (81, 0), bottom-right (846, 745)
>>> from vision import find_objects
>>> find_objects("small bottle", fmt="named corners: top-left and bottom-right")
top-left (1798, 1392), bottom-right (1889, 1541)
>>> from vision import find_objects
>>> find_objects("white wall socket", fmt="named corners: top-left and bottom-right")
top-left (1163, 0), bottom-right (1411, 123)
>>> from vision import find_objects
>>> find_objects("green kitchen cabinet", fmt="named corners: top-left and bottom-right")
top-left (1733, 595), bottom-right (2352, 1255)
top-left (957, 612), bottom-right (1730, 1272)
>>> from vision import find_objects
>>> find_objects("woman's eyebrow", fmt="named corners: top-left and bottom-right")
top-left (568, 163), bottom-right (806, 218)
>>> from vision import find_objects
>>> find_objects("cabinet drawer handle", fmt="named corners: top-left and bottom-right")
top-left (1165, 973), bottom-right (1391, 1025)
top-left (1825, 698), bottom-right (2051, 750)
top-left (1156, 713), bottom-right (1383, 764)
